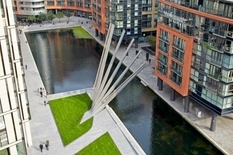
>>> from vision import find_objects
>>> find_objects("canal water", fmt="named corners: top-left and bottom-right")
top-left (26, 29), bottom-right (222, 155)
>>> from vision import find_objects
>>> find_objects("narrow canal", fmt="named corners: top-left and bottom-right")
top-left (26, 29), bottom-right (222, 155)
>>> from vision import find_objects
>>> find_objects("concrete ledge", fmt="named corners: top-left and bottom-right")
top-left (106, 105), bottom-right (146, 155)
top-left (48, 88), bottom-right (93, 101)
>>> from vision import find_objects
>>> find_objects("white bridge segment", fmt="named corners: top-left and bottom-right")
top-left (91, 29), bottom-right (125, 104)
top-left (92, 62), bottom-right (147, 116)
top-left (91, 49), bottom-right (142, 112)
top-left (91, 38), bottom-right (135, 111)
top-left (92, 24), bottom-right (114, 100)
top-left (81, 24), bottom-right (148, 123)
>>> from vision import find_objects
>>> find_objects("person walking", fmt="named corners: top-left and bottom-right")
top-left (46, 139), bottom-right (49, 146)
top-left (39, 88), bottom-right (43, 97)
top-left (45, 143), bottom-right (49, 150)
top-left (39, 144), bottom-right (43, 152)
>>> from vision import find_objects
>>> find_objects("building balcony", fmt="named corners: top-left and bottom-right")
top-left (227, 31), bottom-right (233, 39)
top-left (208, 42), bottom-right (224, 53)
top-left (166, 0), bottom-right (232, 19)
top-left (209, 27), bottom-right (226, 38)
top-left (221, 76), bottom-right (233, 83)
top-left (206, 56), bottom-right (221, 67)
top-left (207, 73), bottom-right (221, 81)
top-left (224, 46), bottom-right (233, 54)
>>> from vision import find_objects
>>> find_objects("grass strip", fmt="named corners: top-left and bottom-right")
top-left (76, 132), bottom-right (121, 155)
top-left (49, 93), bottom-right (93, 145)
top-left (71, 26), bottom-right (92, 38)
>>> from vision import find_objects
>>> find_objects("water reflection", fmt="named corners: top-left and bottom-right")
top-left (111, 79), bottom-right (222, 155)
top-left (26, 29), bottom-right (222, 155)
top-left (26, 30), bottom-right (100, 94)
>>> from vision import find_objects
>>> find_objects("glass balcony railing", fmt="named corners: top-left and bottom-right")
top-left (209, 27), bottom-right (226, 38)
top-left (207, 73), bottom-right (221, 80)
top-left (206, 55), bottom-right (222, 67)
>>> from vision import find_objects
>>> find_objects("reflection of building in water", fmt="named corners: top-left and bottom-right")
top-left (34, 33), bottom-right (54, 94)
top-left (0, 1), bottom-right (32, 154)
top-left (28, 29), bottom-right (100, 93)
top-left (155, 0), bottom-right (233, 131)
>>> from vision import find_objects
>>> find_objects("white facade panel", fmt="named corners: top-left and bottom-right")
top-left (1, 39), bottom-right (12, 75)
top-left (4, 114), bottom-right (16, 143)
top-left (12, 111), bottom-right (22, 140)
top-left (0, 0), bottom-right (32, 153)
top-left (7, 78), bottom-right (18, 109)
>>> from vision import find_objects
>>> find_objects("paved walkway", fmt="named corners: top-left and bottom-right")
top-left (20, 16), bottom-right (233, 155)
top-left (19, 17), bottom-right (144, 155)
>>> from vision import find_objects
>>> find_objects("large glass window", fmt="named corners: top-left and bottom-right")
top-left (205, 63), bottom-right (221, 79)
top-left (115, 21), bottom-right (123, 28)
top-left (159, 29), bottom-right (170, 42)
top-left (206, 49), bottom-right (222, 66)
top-left (172, 48), bottom-right (184, 63)
top-left (173, 36), bottom-right (185, 50)
top-left (117, 5), bottom-right (123, 11)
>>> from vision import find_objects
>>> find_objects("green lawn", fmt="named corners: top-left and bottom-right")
top-left (71, 26), bottom-right (92, 39)
top-left (49, 94), bottom-right (93, 145)
top-left (76, 132), bottom-right (121, 155)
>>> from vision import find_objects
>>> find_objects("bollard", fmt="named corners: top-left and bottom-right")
top-left (146, 52), bottom-right (149, 61)
top-left (135, 50), bottom-right (139, 58)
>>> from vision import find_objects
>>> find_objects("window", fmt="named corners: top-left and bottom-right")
top-left (134, 20), bottom-right (138, 26)
top-left (117, 5), bottom-right (123, 11)
top-left (205, 63), bottom-right (221, 79)
top-left (116, 21), bottom-right (123, 28)
top-left (135, 4), bottom-right (138, 10)
top-left (173, 36), bottom-right (185, 50)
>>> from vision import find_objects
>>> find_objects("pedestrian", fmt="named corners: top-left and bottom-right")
top-left (40, 90), bottom-right (43, 97)
top-left (25, 65), bottom-right (27, 69)
top-left (148, 59), bottom-right (151, 63)
top-left (46, 139), bottom-right (49, 146)
top-left (44, 101), bottom-right (47, 106)
top-left (45, 143), bottom-right (49, 150)
top-left (39, 144), bottom-right (43, 152)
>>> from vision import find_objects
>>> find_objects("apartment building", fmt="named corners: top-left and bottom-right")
top-left (92, 0), bottom-right (157, 45)
top-left (142, 0), bottom-right (158, 36)
top-left (0, 0), bottom-right (32, 154)
top-left (155, 0), bottom-right (233, 131)
top-left (14, 0), bottom-right (46, 17)
top-left (45, 0), bottom-right (92, 18)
